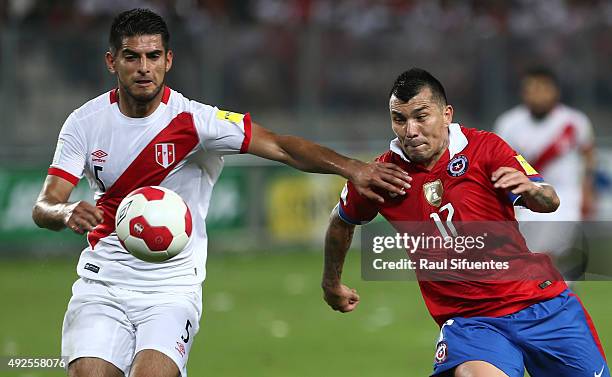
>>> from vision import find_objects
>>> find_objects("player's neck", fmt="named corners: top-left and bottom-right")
top-left (420, 138), bottom-right (449, 171)
top-left (116, 87), bottom-right (163, 118)
top-left (529, 104), bottom-right (557, 121)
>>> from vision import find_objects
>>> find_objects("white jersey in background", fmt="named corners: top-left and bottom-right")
top-left (494, 104), bottom-right (593, 222)
top-left (49, 86), bottom-right (250, 291)
top-left (494, 104), bottom-right (593, 258)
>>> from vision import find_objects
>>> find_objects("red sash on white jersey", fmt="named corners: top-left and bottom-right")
top-left (532, 123), bottom-right (576, 172)
top-left (87, 111), bottom-right (199, 248)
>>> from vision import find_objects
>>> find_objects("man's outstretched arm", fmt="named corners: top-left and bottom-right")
top-left (321, 206), bottom-right (360, 313)
top-left (247, 123), bottom-right (411, 203)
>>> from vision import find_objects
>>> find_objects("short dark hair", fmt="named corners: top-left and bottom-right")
top-left (109, 8), bottom-right (170, 54)
top-left (522, 66), bottom-right (559, 87)
top-left (389, 68), bottom-right (447, 107)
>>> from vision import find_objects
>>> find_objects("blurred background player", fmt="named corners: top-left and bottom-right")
top-left (322, 68), bottom-right (608, 377)
top-left (31, 8), bottom-right (410, 377)
top-left (494, 66), bottom-right (596, 280)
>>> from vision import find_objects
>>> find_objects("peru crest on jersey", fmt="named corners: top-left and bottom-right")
top-left (155, 143), bottom-right (175, 168)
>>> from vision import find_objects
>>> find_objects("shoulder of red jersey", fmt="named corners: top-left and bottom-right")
top-left (458, 125), bottom-right (509, 151)
top-left (458, 124), bottom-right (492, 140)
top-left (374, 150), bottom-right (397, 163)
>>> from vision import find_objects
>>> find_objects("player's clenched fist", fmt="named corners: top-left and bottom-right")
top-left (350, 161), bottom-right (412, 204)
top-left (63, 201), bottom-right (104, 234)
top-left (322, 284), bottom-right (360, 313)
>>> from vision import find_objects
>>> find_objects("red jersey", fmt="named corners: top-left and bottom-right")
top-left (339, 124), bottom-right (567, 326)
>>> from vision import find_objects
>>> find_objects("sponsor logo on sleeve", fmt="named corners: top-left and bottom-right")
top-left (216, 109), bottom-right (245, 124)
top-left (515, 155), bottom-right (539, 176)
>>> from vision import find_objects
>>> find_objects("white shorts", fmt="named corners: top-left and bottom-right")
top-left (61, 278), bottom-right (202, 376)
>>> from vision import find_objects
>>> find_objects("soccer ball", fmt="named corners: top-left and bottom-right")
top-left (115, 186), bottom-right (192, 262)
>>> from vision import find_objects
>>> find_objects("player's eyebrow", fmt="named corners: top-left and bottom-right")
top-left (391, 110), bottom-right (406, 118)
top-left (120, 48), bottom-right (163, 56)
top-left (410, 105), bottom-right (430, 115)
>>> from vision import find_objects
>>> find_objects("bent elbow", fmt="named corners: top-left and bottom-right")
top-left (538, 195), bottom-right (560, 213)
top-left (31, 203), bottom-right (44, 228)
top-left (550, 195), bottom-right (560, 212)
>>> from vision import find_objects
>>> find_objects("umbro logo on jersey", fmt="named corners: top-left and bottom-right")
top-left (91, 149), bottom-right (108, 163)
top-left (156, 143), bottom-right (175, 168)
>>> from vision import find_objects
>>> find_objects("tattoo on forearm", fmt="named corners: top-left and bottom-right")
top-left (323, 215), bottom-right (355, 282)
top-left (528, 185), bottom-right (556, 211)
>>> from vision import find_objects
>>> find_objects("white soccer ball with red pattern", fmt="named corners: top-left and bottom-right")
top-left (115, 186), bottom-right (192, 263)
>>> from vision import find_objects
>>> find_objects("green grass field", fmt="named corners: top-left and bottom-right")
top-left (0, 252), bottom-right (610, 377)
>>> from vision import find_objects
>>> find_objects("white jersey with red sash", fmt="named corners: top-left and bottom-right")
top-left (49, 87), bottom-right (251, 291)
top-left (494, 104), bottom-right (593, 221)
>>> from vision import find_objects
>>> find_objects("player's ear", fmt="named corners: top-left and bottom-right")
top-left (443, 105), bottom-right (453, 125)
top-left (165, 49), bottom-right (173, 72)
top-left (105, 51), bottom-right (116, 74)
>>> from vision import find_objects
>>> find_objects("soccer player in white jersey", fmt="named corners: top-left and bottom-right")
top-left (494, 66), bottom-right (596, 278)
top-left (31, 9), bottom-right (410, 377)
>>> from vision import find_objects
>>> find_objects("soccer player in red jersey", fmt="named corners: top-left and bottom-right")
top-left (321, 68), bottom-right (608, 377)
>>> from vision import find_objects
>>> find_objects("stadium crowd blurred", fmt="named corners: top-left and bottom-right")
top-left (4, 0), bottom-right (612, 36)
top-left (2, 0), bottom-right (612, 160)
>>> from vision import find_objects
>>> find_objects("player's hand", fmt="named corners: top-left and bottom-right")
top-left (63, 201), bottom-right (104, 234)
top-left (322, 283), bottom-right (360, 313)
top-left (350, 161), bottom-right (411, 203)
top-left (491, 167), bottom-right (539, 196)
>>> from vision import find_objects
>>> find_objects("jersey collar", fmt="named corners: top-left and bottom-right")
top-left (447, 123), bottom-right (468, 158)
top-left (389, 123), bottom-right (468, 162)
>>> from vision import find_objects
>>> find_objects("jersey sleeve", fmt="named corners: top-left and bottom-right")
top-left (575, 112), bottom-right (594, 150)
top-left (193, 102), bottom-right (252, 155)
top-left (337, 181), bottom-right (379, 225)
top-left (485, 133), bottom-right (544, 205)
top-left (48, 112), bottom-right (86, 186)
